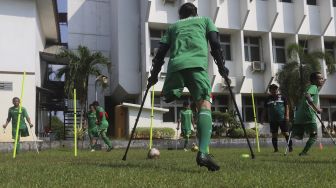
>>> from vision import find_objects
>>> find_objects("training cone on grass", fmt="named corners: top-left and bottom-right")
top-left (147, 148), bottom-right (160, 159)
top-left (319, 142), bottom-right (323, 150)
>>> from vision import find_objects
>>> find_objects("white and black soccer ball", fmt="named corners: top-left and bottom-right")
top-left (147, 148), bottom-right (160, 159)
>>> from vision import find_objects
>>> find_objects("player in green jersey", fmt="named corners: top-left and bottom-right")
top-left (292, 72), bottom-right (325, 156)
top-left (85, 104), bottom-right (99, 152)
top-left (92, 101), bottom-right (113, 152)
top-left (3, 97), bottom-right (33, 153)
top-left (177, 101), bottom-right (195, 151)
top-left (147, 3), bottom-right (229, 171)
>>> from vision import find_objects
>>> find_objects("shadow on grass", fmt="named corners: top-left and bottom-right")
top-left (70, 160), bottom-right (210, 174)
top-left (261, 158), bottom-right (335, 164)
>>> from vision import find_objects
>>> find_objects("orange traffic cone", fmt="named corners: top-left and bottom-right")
top-left (319, 142), bottom-right (323, 150)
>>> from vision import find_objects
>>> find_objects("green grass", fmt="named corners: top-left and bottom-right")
top-left (0, 146), bottom-right (335, 188)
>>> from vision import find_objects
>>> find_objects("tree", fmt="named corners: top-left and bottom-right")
top-left (276, 43), bottom-right (336, 119)
top-left (56, 45), bottom-right (110, 128)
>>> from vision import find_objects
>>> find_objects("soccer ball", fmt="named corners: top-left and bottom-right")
top-left (191, 143), bottom-right (199, 152)
top-left (147, 148), bottom-right (160, 159)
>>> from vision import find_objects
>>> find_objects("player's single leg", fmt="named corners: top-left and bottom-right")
top-left (100, 128), bottom-right (113, 152)
top-left (183, 133), bottom-right (190, 151)
top-left (300, 123), bottom-right (317, 156)
top-left (271, 133), bottom-right (278, 152)
top-left (88, 130), bottom-right (95, 152)
top-left (185, 68), bottom-right (219, 171)
top-left (270, 122), bottom-right (279, 152)
top-left (280, 121), bottom-right (292, 152)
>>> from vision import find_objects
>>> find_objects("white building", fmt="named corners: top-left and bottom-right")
top-left (2, 0), bottom-right (336, 140)
top-left (0, 0), bottom-right (61, 141)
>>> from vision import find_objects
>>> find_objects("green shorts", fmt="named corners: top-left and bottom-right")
top-left (162, 68), bottom-right (211, 103)
top-left (88, 128), bottom-right (99, 138)
top-left (292, 123), bottom-right (317, 140)
top-left (12, 127), bottom-right (29, 139)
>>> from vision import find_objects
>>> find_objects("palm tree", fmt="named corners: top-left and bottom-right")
top-left (276, 43), bottom-right (336, 118)
top-left (56, 45), bottom-right (110, 128)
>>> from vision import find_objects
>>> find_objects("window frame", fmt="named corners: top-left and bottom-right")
top-left (272, 38), bottom-right (286, 64)
top-left (149, 28), bottom-right (170, 57)
top-left (324, 41), bottom-right (335, 59)
top-left (306, 0), bottom-right (317, 6)
top-left (242, 96), bottom-right (267, 122)
top-left (244, 36), bottom-right (262, 62)
top-left (219, 34), bottom-right (232, 61)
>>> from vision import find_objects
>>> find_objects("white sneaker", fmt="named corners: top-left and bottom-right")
top-left (184, 148), bottom-right (188, 152)
top-left (90, 149), bottom-right (95, 152)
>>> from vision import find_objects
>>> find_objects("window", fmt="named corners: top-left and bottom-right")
top-left (244, 37), bottom-right (262, 62)
top-left (324, 42), bottom-right (335, 59)
top-left (149, 29), bottom-right (170, 57)
top-left (272, 39), bottom-right (286, 63)
top-left (299, 40), bottom-right (308, 54)
top-left (333, 0), bottom-right (336, 7)
top-left (211, 95), bottom-right (229, 112)
top-left (320, 98), bottom-right (336, 123)
top-left (219, 34), bottom-right (232, 61)
top-left (279, 0), bottom-right (292, 3)
top-left (306, 0), bottom-right (317, 5)
top-left (242, 96), bottom-right (267, 122)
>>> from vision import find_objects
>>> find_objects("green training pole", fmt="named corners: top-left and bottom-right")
top-left (13, 72), bottom-right (26, 158)
top-left (251, 88), bottom-right (260, 152)
top-left (74, 89), bottom-right (77, 157)
top-left (149, 85), bottom-right (155, 149)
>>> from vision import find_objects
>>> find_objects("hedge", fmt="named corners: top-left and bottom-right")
top-left (227, 128), bottom-right (256, 138)
top-left (133, 127), bottom-right (175, 139)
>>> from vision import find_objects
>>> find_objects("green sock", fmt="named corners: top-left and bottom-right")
top-left (197, 108), bottom-right (212, 154)
top-left (184, 136), bottom-right (189, 148)
top-left (101, 131), bottom-right (112, 148)
top-left (302, 137), bottom-right (316, 153)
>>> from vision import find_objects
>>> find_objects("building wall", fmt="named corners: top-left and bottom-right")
top-left (67, 0), bottom-right (336, 136)
top-left (0, 0), bottom-right (48, 141)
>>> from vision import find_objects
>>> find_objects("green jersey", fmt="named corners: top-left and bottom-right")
top-left (87, 111), bottom-right (97, 130)
top-left (7, 106), bottom-right (29, 129)
top-left (180, 109), bottom-right (193, 131)
top-left (264, 95), bottom-right (287, 122)
top-left (160, 16), bottom-right (218, 74)
top-left (96, 106), bottom-right (109, 129)
top-left (294, 85), bottom-right (319, 124)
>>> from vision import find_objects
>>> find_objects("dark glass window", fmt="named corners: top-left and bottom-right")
top-left (149, 29), bottom-right (170, 57)
top-left (244, 37), bottom-right (261, 62)
top-left (219, 34), bottom-right (232, 60)
top-left (273, 39), bottom-right (286, 63)
top-left (307, 0), bottom-right (317, 5)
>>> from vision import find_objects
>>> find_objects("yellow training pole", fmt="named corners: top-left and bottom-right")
top-left (251, 88), bottom-right (260, 152)
top-left (149, 85), bottom-right (155, 149)
top-left (74, 89), bottom-right (77, 157)
top-left (13, 72), bottom-right (26, 158)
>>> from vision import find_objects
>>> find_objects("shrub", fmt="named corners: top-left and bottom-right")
top-left (50, 116), bottom-right (65, 140)
top-left (134, 127), bottom-right (175, 139)
top-left (227, 128), bottom-right (256, 138)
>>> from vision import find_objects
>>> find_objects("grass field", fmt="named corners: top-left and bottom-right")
top-left (0, 146), bottom-right (335, 188)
